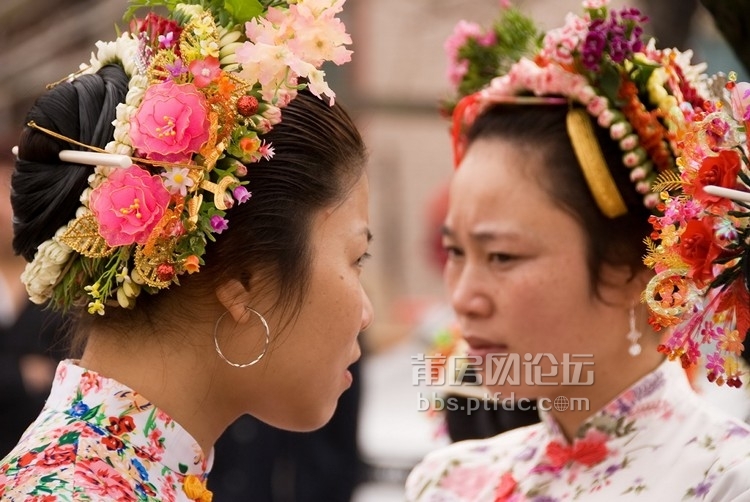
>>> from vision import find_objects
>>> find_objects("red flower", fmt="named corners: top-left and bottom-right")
top-left (17, 450), bottom-right (38, 468)
top-left (107, 415), bottom-right (136, 435)
top-left (494, 472), bottom-right (518, 502)
top-left (678, 219), bottom-right (723, 285)
top-left (692, 150), bottom-right (741, 206)
top-left (134, 446), bottom-right (158, 462)
top-left (102, 436), bottom-right (125, 451)
top-left (130, 12), bottom-right (183, 54)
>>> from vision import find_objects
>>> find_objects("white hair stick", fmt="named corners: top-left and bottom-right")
top-left (703, 185), bottom-right (750, 204)
top-left (59, 150), bottom-right (132, 168)
top-left (11, 146), bottom-right (132, 168)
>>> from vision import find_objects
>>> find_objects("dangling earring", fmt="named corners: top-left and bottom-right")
top-left (214, 306), bottom-right (271, 368)
top-left (627, 306), bottom-right (642, 357)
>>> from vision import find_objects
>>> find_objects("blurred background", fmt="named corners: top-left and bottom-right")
top-left (0, 0), bottom-right (746, 501)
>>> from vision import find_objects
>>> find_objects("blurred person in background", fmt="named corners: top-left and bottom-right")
top-left (0, 136), bottom-right (63, 457)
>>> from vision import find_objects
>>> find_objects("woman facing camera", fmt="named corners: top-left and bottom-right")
top-left (407, 1), bottom-right (750, 500)
top-left (1, 1), bottom-right (372, 500)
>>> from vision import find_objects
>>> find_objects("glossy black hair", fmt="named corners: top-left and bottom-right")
top-left (11, 65), bottom-right (367, 349)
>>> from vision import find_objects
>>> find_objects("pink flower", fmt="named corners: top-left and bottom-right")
top-left (233, 186), bottom-right (252, 204)
top-left (210, 215), bottom-right (229, 233)
top-left (286, 2), bottom-right (353, 66)
top-left (259, 141), bottom-right (275, 160)
top-left (730, 82), bottom-right (750, 123)
top-left (130, 80), bottom-right (210, 163)
top-left (437, 465), bottom-right (496, 499)
top-left (77, 457), bottom-right (135, 501)
top-left (189, 56), bottom-right (221, 88)
top-left (445, 20), bottom-right (486, 87)
top-left (90, 165), bottom-right (171, 247)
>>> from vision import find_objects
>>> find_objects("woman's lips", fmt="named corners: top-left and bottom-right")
top-left (464, 336), bottom-right (508, 359)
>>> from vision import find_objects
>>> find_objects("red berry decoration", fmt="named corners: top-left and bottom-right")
top-left (156, 263), bottom-right (176, 282)
top-left (237, 95), bottom-right (259, 116)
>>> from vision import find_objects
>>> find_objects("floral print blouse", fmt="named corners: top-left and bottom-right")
top-left (0, 360), bottom-right (213, 501)
top-left (406, 360), bottom-right (750, 501)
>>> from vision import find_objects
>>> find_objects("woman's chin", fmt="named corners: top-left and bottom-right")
top-left (259, 404), bottom-right (338, 432)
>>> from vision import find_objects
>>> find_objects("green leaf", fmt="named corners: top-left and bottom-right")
top-left (224, 0), bottom-right (263, 23)
top-left (598, 64), bottom-right (622, 104)
top-left (58, 431), bottom-right (81, 445)
top-left (81, 404), bottom-right (102, 422)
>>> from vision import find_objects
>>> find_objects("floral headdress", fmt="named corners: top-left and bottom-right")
top-left (643, 74), bottom-right (750, 387)
top-left (446, 0), bottom-right (709, 218)
top-left (19, 0), bottom-right (353, 314)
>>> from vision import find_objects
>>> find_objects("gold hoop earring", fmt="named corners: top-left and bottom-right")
top-left (213, 307), bottom-right (270, 368)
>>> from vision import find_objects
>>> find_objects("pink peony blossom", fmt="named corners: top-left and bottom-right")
top-left (130, 80), bottom-right (210, 163)
top-left (90, 165), bottom-right (171, 247)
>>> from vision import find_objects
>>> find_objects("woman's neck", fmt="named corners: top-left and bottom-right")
top-left (79, 324), bottom-right (238, 456)
top-left (547, 346), bottom-right (664, 441)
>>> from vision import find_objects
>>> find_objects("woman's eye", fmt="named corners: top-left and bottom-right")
top-left (443, 245), bottom-right (463, 259)
top-left (356, 252), bottom-right (372, 268)
top-left (489, 253), bottom-right (515, 263)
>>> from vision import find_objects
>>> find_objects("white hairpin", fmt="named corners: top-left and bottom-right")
top-left (11, 146), bottom-right (132, 168)
top-left (703, 185), bottom-right (750, 204)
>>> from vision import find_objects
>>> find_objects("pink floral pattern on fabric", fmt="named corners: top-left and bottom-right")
top-left (0, 360), bottom-right (212, 501)
top-left (406, 361), bottom-right (750, 501)
top-left (89, 165), bottom-right (171, 247)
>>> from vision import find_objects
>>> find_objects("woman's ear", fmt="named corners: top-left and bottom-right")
top-left (598, 264), bottom-right (651, 307)
top-left (215, 279), bottom-right (251, 323)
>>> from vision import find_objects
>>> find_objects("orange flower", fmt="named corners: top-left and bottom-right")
top-left (618, 80), bottom-right (673, 172)
top-left (183, 475), bottom-right (213, 502)
top-left (184, 255), bottom-right (200, 274)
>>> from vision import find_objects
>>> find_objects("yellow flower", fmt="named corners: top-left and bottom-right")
top-left (84, 282), bottom-right (101, 299)
top-left (87, 300), bottom-right (105, 316)
top-left (183, 475), bottom-right (213, 502)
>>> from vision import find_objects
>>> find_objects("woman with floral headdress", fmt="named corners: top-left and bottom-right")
top-left (406, 1), bottom-right (750, 500)
top-left (0, 0), bottom-right (373, 499)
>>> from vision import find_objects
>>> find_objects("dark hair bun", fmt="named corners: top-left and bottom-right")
top-left (12, 64), bottom-right (129, 261)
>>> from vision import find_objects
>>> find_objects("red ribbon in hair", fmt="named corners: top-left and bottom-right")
top-left (451, 92), bottom-right (482, 168)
